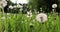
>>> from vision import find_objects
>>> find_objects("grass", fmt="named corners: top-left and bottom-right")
top-left (0, 10), bottom-right (60, 32)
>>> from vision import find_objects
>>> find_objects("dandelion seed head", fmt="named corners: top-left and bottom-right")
top-left (52, 4), bottom-right (57, 8)
top-left (0, 0), bottom-right (7, 7)
top-left (36, 13), bottom-right (47, 23)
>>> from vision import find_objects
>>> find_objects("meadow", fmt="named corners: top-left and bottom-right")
top-left (0, 10), bottom-right (60, 32)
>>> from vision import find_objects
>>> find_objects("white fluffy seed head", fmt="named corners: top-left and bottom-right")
top-left (52, 4), bottom-right (57, 8)
top-left (36, 13), bottom-right (47, 23)
top-left (0, 0), bottom-right (7, 7)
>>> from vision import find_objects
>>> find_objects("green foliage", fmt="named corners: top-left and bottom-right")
top-left (0, 11), bottom-right (60, 32)
top-left (0, 0), bottom-right (60, 32)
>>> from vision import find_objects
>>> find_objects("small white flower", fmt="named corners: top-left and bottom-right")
top-left (27, 10), bottom-right (32, 18)
top-left (9, 5), bottom-right (13, 9)
top-left (52, 4), bottom-right (57, 8)
top-left (36, 13), bottom-right (47, 23)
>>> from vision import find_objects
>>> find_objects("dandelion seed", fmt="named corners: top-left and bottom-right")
top-left (36, 13), bottom-right (47, 23)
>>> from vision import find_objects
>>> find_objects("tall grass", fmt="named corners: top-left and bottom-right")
top-left (0, 9), bottom-right (60, 32)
